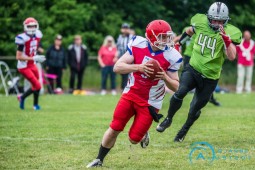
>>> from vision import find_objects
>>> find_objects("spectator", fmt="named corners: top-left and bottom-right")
top-left (236, 30), bottom-right (255, 93)
top-left (116, 23), bottom-right (133, 89)
top-left (67, 35), bottom-right (88, 93)
top-left (45, 34), bottom-right (66, 93)
top-left (98, 35), bottom-right (118, 95)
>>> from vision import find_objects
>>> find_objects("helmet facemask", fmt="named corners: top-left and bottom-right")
top-left (207, 15), bottom-right (229, 31)
top-left (152, 31), bottom-right (174, 50)
top-left (24, 22), bottom-right (39, 35)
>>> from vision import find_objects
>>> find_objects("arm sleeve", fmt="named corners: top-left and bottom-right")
top-left (17, 45), bottom-right (24, 52)
top-left (98, 46), bottom-right (103, 56)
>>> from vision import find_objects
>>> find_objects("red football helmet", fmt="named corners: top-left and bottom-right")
top-left (145, 20), bottom-right (174, 50)
top-left (23, 17), bottom-right (39, 35)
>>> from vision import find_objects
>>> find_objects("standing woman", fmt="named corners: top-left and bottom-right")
top-left (98, 36), bottom-right (118, 95)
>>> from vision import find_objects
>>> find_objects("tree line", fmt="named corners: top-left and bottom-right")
top-left (0, 0), bottom-right (254, 56)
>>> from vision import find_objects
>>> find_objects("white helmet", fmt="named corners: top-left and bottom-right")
top-left (207, 2), bottom-right (230, 30)
top-left (23, 17), bottom-right (39, 35)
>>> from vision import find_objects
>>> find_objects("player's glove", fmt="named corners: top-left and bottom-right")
top-left (219, 25), bottom-right (232, 48)
top-left (33, 55), bottom-right (46, 63)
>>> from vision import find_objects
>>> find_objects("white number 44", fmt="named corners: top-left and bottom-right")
top-left (198, 33), bottom-right (217, 58)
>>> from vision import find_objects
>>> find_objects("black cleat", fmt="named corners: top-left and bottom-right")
top-left (174, 127), bottom-right (189, 142)
top-left (156, 117), bottom-right (172, 132)
top-left (209, 98), bottom-right (221, 106)
top-left (86, 159), bottom-right (103, 168)
top-left (140, 132), bottom-right (150, 148)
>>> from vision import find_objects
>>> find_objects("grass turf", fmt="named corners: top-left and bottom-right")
top-left (0, 93), bottom-right (254, 169)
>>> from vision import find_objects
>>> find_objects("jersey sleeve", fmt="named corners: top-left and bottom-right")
top-left (98, 46), bottom-right (103, 56)
top-left (15, 34), bottom-right (25, 45)
top-left (167, 49), bottom-right (183, 72)
top-left (190, 14), bottom-right (208, 33)
top-left (225, 24), bottom-right (242, 45)
top-left (127, 36), bottom-right (137, 55)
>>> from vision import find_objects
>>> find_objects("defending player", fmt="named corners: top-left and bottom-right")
top-left (182, 26), bottom-right (221, 106)
top-left (156, 2), bottom-right (242, 142)
top-left (87, 20), bottom-right (182, 167)
top-left (15, 17), bottom-right (46, 110)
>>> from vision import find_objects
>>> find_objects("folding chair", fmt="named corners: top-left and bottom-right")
top-left (0, 61), bottom-right (20, 96)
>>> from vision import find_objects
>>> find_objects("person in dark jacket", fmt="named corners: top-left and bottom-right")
top-left (46, 34), bottom-right (66, 93)
top-left (67, 35), bottom-right (88, 93)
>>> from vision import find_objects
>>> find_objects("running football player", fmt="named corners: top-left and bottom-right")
top-left (157, 2), bottom-right (242, 142)
top-left (87, 20), bottom-right (183, 167)
top-left (181, 26), bottom-right (221, 106)
top-left (15, 17), bottom-right (45, 110)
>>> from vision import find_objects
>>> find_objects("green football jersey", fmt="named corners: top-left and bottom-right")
top-left (182, 27), bottom-right (194, 57)
top-left (189, 14), bottom-right (242, 79)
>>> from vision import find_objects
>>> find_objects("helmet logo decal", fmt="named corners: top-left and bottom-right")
top-left (216, 2), bottom-right (222, 14)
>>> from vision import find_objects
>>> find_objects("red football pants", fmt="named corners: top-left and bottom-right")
top-left (18, 64), bottom-right (41, 91)
top-left (110, 97), bottom-right (156, 142)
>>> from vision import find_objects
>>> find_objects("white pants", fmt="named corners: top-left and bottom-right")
top-left (236, 64), bottom-right (253, 93)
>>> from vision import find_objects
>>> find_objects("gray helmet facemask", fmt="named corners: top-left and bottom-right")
top-left (207, 2), bottom-right (230, 31)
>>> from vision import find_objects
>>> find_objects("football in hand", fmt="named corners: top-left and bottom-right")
top-left (146, 60), bottom-right (161, 80)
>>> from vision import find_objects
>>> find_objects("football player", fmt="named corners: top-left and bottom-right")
top-left (156, 2), bottom-right (242, 142)
top-left (181, 26), bottom-right (221, 106)
top-left (87, 20), bottom-right (183, 168)
top-left (15, 17), bottom-right (46, 110)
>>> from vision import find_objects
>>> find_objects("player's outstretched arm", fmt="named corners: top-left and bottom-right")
top-left (113, 51), bottom-right (153, 76)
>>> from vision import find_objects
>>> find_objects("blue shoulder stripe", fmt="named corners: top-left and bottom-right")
top-left (16, 36), bottom-right (23, 40)
top-left (176, 58), bottom-right (183, 63)
top-left (131, 35), bottom-right (136, 41)
top-left (127, 46), bottom-right (132, 55)
top-left (167, 68), bottom-right (178, 72)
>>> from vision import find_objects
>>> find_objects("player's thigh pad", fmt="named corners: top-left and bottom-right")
top-left (110, 98), bottom-right (135, 131)
top-left (19, 67), bottom-right (41, 90)
top-left (128, 104), bottom-right (153, 142)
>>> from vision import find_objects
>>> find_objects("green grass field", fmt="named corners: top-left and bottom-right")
top-left (0, 93), bottom-right (254, 169)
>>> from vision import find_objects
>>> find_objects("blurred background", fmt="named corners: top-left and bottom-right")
top-left (0, 0), bottom-right (254, 92)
